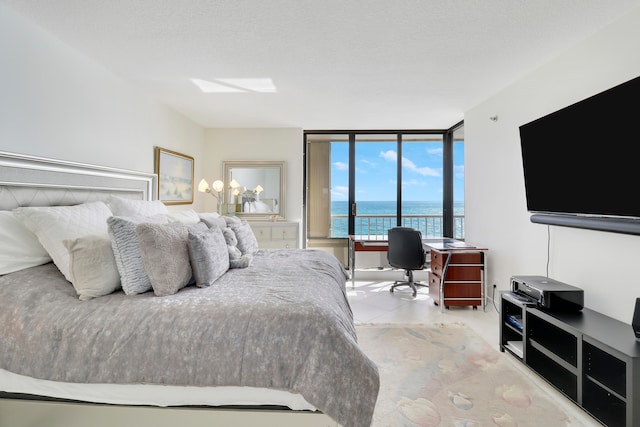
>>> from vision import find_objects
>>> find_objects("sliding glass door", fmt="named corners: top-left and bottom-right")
top-left (306, 134), bottom-right (349, 239)
top-left (353, 134), bottom-right (398, 238)
top-left (399, 135), bottom-right (445, 237)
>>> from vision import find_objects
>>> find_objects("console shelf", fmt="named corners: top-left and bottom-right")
top-left (500, 291), bottom-right (640, 427)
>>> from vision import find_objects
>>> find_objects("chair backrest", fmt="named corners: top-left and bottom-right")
top-left (387, 227), bottom-right (426, 270)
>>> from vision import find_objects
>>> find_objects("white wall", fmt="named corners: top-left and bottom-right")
top-left (0, 4), bottom-right (205, 212)
top-left (465, 6), bottom-right (640, 322)
top-left (203, 128), bottom-right (304, 223)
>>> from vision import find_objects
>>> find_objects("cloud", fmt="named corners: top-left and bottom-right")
top-left (333, 161), bottom-right (348, 171)
top-left (380, 150), bottom-right (397, 162)
top-left (380, 150), bottom-right (440, 177)
top-left (331, 185), bottom-right (349, 200)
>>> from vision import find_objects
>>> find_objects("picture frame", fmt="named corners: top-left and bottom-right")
top-left (154, 146), bottom-right (194, 205)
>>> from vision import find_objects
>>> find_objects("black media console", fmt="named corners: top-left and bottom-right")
top-left (500, 290), bottom-right (640, 426)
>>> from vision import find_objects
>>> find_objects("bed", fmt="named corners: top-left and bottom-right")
top-left (0, 151), bottom-right (379, 427)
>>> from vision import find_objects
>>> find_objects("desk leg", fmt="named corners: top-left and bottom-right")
top-left (440, 253), bottom-right (452, 313)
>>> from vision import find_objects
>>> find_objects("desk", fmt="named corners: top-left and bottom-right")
top-left (424, 242), bottom-right (488, 312)
top-left (348, 236), bottom-right (459, 287)
top-left (348, 235), bottom-right (389, 286)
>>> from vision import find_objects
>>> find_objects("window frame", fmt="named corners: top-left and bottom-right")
top-left (303, 123), bottom-right (463, 243)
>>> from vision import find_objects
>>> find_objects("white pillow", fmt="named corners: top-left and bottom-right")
top-left (107, 196), bottom-right (168, 217)
top-left (167, 209), bottom-right (201, 224)
top-left (64, 235), bottom-right (121, 300)
top-left (253, 200), bottom-right (271, 213)
top-left (0, 210), bottom-right (52, 275)
top-left (13, 202), bottom-right (113, 281)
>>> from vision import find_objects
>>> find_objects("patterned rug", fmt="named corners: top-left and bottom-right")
top-left (356, 323), bottom-right (582, 427)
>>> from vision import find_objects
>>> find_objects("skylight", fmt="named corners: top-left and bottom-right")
top-left (191, 78), bottom-right (277, 93)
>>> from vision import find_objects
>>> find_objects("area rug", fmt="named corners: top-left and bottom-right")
top-left (356, 323), bottom-right (581, 427)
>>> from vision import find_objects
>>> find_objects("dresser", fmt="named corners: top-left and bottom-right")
top-left (426, 242), bottom-right (487, 312)
top-left (249, 221), bottom-right (299, 249)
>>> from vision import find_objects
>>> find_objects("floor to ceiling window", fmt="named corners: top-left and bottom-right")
top-left (304, 124), bottom-right (464, 247)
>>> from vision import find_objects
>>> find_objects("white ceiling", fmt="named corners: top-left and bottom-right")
top-left (4, 0), bottom-right (639, 129)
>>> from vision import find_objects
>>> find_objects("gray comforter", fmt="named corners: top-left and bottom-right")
top-left (0, 249), bottom-right (379, 427)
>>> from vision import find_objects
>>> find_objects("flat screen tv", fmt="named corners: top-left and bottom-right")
top-left (519, 74), bottom-right (640, 235)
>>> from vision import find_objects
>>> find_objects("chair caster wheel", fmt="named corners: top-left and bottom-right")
top-left (473, 306), bottom-right (478, 310)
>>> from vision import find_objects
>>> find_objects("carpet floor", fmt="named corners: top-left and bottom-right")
top-left (356, 323), bottom-right (586, 427)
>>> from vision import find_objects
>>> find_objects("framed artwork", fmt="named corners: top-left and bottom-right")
top-left (154, 147), bottom-right (194, 205)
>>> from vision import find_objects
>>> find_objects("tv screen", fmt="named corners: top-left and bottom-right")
top-left (519, 75), bottom-right (640, 220)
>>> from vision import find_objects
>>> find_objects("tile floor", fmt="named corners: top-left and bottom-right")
top-left (347, 278), bottom-right (499, 344)
top-left (347, 278), bottom-right (601, 426)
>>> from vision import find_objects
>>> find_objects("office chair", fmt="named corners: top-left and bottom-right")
top-left (388, 227), bottom-right (429, 297)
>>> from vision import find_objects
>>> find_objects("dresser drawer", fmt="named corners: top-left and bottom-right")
top-left (251, 225), bottom-right (272, 241)
top-left (259, 240), bottom-right (297, 249)
top-left (249, 221), bottom-right (299, 248)
top-left (271, 225), bottom-right (298, 241)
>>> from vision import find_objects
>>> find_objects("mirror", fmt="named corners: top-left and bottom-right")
top-left (222, 161), bottom-right (285, 219)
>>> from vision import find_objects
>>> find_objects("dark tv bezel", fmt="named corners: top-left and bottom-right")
top-left (520, 75), bottom-right (640, 236)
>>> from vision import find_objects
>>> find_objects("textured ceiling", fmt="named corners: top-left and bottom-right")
top-left (3, 0), bottom-right (639, 129)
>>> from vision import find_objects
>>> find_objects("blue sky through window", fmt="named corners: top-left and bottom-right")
top-left (330, 140), bottom-right (464, 202)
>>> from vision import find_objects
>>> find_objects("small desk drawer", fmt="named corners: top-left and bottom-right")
top-left (431, 250), bottom-right (483, 275)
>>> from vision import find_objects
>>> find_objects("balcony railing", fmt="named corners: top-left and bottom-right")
top-left (330, 214), bottom-right (465, 240)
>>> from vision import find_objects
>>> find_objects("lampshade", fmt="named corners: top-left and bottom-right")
top-left (229, 179), bottom-right (240, 189)
top-left (198, 179), bottom-right (209, 193)
top-left (253, 185), bottom-right (264, 194)
top-left (212, 180), bottom-right (224, 193)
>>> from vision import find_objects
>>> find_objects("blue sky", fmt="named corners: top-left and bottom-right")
top-left (330, 141), bottom-right (464, 202)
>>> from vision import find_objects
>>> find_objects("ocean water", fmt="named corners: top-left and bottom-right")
top-left (332, 201), bottom-right (464, 216)
top-left (330, 200), bottom-right (465, 238)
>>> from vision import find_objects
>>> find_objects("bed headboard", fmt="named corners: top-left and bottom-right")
top-left (0, 151), bottom-right (157, 210)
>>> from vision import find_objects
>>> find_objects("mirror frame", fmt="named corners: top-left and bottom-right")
top-left (222, 160), bottom-right (286, 220)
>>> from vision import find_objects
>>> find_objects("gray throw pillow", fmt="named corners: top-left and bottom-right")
top-left (229, 221), bottom-right (259, 255)
top-left (187, 226), bottom-right (230, 287)
top-left (135, 222), bottom-right (207, 296)
top-left (107, 215), bottom-right (168, 295)
top-left (198, 212), bottom-right (227, 230)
